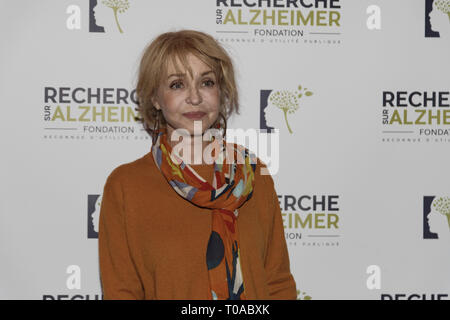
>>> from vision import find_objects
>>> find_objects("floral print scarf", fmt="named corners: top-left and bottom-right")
top-left (151, 131), bottom-right (256, 300)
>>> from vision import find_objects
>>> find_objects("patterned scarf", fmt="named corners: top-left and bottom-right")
top-left (151, 131), bottom-right (256, 300)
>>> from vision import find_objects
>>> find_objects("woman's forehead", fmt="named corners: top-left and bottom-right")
top-left (164, 52), bottom-right (214, 77)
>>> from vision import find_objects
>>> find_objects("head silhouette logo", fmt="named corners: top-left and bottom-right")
top-left (88, 194), bottom-right (102, 239)
top-left (425, 0), bottom-right (450, 38)
top-left (423, 196), bottom-right (450, 240)
top-left (90, 0), bottom-right (130, 33)
top-left (261, 85), bottom-right (313, 134)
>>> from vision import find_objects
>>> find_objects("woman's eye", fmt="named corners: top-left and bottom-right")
top-left (170, 81), bottom-right (183, 89)
top-left (203, 79), bottom-right (215, 87)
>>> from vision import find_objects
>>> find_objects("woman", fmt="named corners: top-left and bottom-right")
top-left (98, 29), bottom-right (297, 300)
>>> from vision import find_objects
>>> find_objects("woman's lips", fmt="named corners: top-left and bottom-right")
top-left (183, 112), bottom-right (206, 120)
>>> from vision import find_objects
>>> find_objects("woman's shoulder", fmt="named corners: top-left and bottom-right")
top-left (246, 153), bottom-right (280, 226)
top-left (104, 150), bottom-right (157, 186)
top-left (254, 156), bottom-right (277, 195)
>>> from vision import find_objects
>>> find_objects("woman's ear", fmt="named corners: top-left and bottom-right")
top-left (151, 96), bottom-right (161, 111)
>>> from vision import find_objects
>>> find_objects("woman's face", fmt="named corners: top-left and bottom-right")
top-left (152, 53), bottom-right (220, 139)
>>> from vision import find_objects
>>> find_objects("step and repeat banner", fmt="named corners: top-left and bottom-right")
top-left (1, 0), bottom-right (449, 300)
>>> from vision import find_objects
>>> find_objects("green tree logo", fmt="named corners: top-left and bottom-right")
top-left (297, 289), bottom-right (312, 300)
top-left (102, 0), bottom-right (130, 33)
top-left (435, 0), bottom-right (450, 20)
top-left (432, 196), bottom-right (450, 230)
top-left (268, 85), bottom-right (313, 134)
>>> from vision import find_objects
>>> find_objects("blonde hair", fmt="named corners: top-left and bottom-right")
top-left (135, 29), bottom-right (240, 138)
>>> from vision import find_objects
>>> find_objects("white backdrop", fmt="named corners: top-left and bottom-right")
top-left (1, 0), bottom-right (449, 300)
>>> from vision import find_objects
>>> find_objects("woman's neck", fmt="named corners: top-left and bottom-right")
top-left (165, 128), bottom-right (221, 165)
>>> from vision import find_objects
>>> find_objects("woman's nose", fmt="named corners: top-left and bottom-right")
top-left (187, 85), bottom-right (202, 105)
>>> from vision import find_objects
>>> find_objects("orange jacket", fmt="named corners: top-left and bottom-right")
top-left (99, 148), bottom-right (297, 299)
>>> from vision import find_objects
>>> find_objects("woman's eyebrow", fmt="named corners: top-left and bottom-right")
top-left (201, 70), bottom-right (214, 76)
top-left (167, 73), bottom-right (183, 79)
top-left (167, 70), bottom-right (214, 79)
